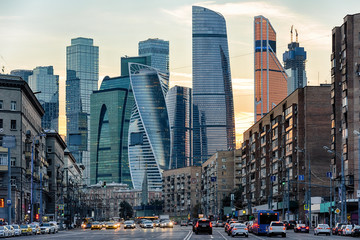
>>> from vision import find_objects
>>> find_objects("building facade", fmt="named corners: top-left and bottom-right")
top-left (166, 86), bottom-right (192, 169)
top-left (29, 66), bottom-right (59, 131)
top-left (9, 70), bottom-right (33, 83)
top-left (331, 13), bottom-right (360, 224)
top-left (254, 15), bottom-right (288, 121)
top-left (239, 86), bottom-right (331, 223)
top-left (0, 75), bottom-right (46, 223)
top-left (128, 63), bottom-right (170, 190)
top-left (66, 37), bottom-right (99, 185)
top-left (283, 34), bottom-right (307, 95)
top-left (192, 6), bottom-right (236, 166)
top-left (138, 38), bottom-right (169, 73)
top-left (162, 166), bottom-right (201, 218)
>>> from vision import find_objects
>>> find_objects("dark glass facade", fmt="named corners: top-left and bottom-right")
top-left (138, 38), bottom-right (169, 73)
top-left (166, 86), bottom-right (192, 168)
top-left (128, 63), bottom-right (170, 190)
top-left (192, 6), bottom-right (235, 165)
top-left (10, 69), bottom-right (33, 83)
top-left (66, 37), bottom-right (99, 184)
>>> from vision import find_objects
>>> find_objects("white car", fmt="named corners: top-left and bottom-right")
top-left (231, 223), bottom-right (249, 237)
top-left (11, 225), bottom-right (21, 236)
top-left (314, 224), bottom-right (331, 236)
top-left (40, 222), bottom-right (56, 234)
top-left (5, 225), bottom-right (15, 237)
top-left (266, 221), bottom-right (286, 237)
top-left (0, 226), bottom-right (10, 237)
top-left (49, 221), bottom-right (59, 232)
top-left (342, 224), bottom-right (353, 236)
top-left (142, 220), bottom-right (154, 228)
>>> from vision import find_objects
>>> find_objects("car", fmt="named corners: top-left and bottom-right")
top-left (180, 220), bottom-right (188, 226)
top-left (40, 222), bottom-right (56, 234)
top-left (225, 221), bottom-right (239, 233)
top-left (294, 223), bottom-right (309, 233)
top-left (188, 220), bottom-right (193, 226)
top-left (49, 221), bottom-right (59, 233)
top-left (216, 220), bottom-right (224, 227)
top-left (153, 220), bottom-right (160, 227)
top-left (5, 225), bottom-right (15, 237)
top-left (314, 224), bottom-right (331, 236)
top-left (227, 222), bottom-right (240, 236)
top-left (351, 225), bottom-right (360, 237)
top-left (246, 221), bottom-right (254, 233)
top-left (333, 223), bottom-right (345, 235)
top-left (105, 222), bottom-right (119, 229)
top-left (339, 225), bottom-right (347, 236)
top-left (11, 225), bottom-right (21, 236)
top-left (124, 220), bottom-right (136, 229)
top-left (342, 224), bottom-right (353, 236)
top-left (231, 223), bottom-right (248, 238)
top-left (160, 220), bottom-right (173, 228)
top-left (193, 218), bottom-right (212, 235)
top-left (20, 224), bottom-right (33, 235)
top-left (266, 221), bottom-right (286, 237)
top-left (29, 224), bottom-right (41, 235)
top-left (141, 220), bottom-right (154, 228)
top-left (0, 226), bottom-right (10, 237)
top-left (81, 222), bottom-right (92, 229)
top-left (91, 222), bottom-right (102, 230)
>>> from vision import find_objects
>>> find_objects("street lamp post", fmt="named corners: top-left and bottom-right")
top-left (353, 130), bottom-right (360, 225)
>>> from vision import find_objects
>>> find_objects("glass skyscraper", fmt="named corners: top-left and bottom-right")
top-left (138, 38), bottom-right (169, 73)
top-left (10, 69), bottom-right (33, 83)
top-left (254, 16), bottom-right (288, 121)
top-left (66, 37), bottom-right (99, 184)
top-left (128, 63), bottom-right (170, 190)
top-left (192, 6), bottom-right (235, 165)
top-left (90, 56), bottom-right (150, 187)
top-left (28, 66), bottom-right (59, 131)
top-left (166, 86), bottom-right (192, 168)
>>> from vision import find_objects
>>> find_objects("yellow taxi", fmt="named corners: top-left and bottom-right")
top-left (91, 222), bottom-right (102, 230)
top-left (105, 222), bottom-right (119, 229)
top-left (20, 224), bottom-right (32, 236)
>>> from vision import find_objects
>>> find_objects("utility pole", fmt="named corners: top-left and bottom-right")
top-left (329, 168), bottom-right (332, 233)
top-left (308, 150), bottom-right (311, 228)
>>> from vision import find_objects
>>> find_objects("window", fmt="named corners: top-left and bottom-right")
top-left (0, 100), bottom-right (2, 109)
top-left (222, 158), bottom-right (226, 162)
top-left (10, 120), bottom-right (16, 130)
top-left (0, 153), bottom-right (7, 165)
top-left (11, 157), bottom-right (15, 167)
top-left (11, 101), bottom-right (16, 111)
top-left (0, 119), bottom-right (2, 128)
top-left (0, 198), bottom-right (4, 208)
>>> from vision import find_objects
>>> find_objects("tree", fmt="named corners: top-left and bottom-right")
top-left (191, 203), bottom-right (201, 219)
top-left (119, 201), bottom-right (133, 219)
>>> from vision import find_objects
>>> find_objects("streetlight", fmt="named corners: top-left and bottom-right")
top-left (353, 130), bottom-right (360, 225)
top-left (323, 145), bottom-right (346, 223)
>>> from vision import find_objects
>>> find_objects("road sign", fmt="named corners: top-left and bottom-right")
top-left (232, 208), bottom-right (235, 211)
top-left (2, 135), bottom-right (16, 148)
top-left (298, 175), bottom-right (304, 181)
top-left (58, 204), bottom-right (64, 210)
top-left (270, 176), bottom-right (276, 182)
top-left (326, 172), bottom-right (332, 178)
top-left (305, 210), bottom-right (309, 214)
top-left (6, 200), bottom-right (11, 205)
top-left (210, 177), bottom-right (217, 182)
top-left (335, 208), bottom-right (340, 214)
top-left (304, 204), bottom-right (309, 210)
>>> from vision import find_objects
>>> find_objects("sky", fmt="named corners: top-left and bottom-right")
top-left (0, 0), bottom-right (358, 146)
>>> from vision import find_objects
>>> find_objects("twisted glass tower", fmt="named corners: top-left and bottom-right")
top-left (128, 63), bottom-right (170, 190)
top-left (192, 6), bottom-right (235, 165)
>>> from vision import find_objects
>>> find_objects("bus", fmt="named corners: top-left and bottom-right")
top-left (252, 210), bottom-right (279, 235)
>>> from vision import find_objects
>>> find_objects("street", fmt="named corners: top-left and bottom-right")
top-left (2, 226), bottom-right (358, 240)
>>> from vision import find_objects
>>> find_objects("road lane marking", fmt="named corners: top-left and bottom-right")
top-left (251, 234), bottom-right (267, 240)
top-left (217, 230), bottom-right (228, 240)
top-left (184, 230), bottom-right (192, 240)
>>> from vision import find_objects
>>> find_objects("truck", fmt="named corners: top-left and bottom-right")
top-left (159, 215), bottom-right (170, 222)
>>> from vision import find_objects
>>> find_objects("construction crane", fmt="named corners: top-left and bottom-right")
top-left (290, 25), bottom-right (293, 42)
top-left (295, 29), bottom-right (298, 43)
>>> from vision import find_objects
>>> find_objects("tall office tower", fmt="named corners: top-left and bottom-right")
top-left (28, 66), bottom-right (59, 131)
top-left (138, 38), bottom-right (169, 73)
top-left (128, 63), bottom-right (170, 190)
top-left (66, 37), bottom-right (99, 184)
top-left (283, 28), bottom-right (307, 95)
top-left (254, 16), bottom-right (287, 122)
top-left (192, 6), bottom-right (235, 165)
top-left (331, 13), bottom-right (360, 218)
top-left (10, 69), bottom-right (33, 83)
top-left (90, 56), bottom-right (150, 187)
top-left (166, 86), bottom-right (192, 168)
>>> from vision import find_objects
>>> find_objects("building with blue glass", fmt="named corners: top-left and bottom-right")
top-left (138, 38), bottom-right (169, 73)
top-left (10, 69), bottom-right (33, 83)
top-left (28, 66), bottom-right (59, 131)
top-left (283, 35), bottom-right (307, 95)
top-left (192, 6), bottom-right (235, 165)
top-left (128, 63), bottom-right (170, 190)
top-left (166, 86), bottom-right (192, 168)
top-left (90, 56), bottom-right (149, 187)
top-left (66, 37), bottom-right (99, 184)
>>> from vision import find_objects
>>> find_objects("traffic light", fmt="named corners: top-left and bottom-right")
top-left (102, 181), bottom-right (107, 188)
top-left (36, 214), bottom-right (39, 220)
top-left (282, 177), bottom-right (286, 185)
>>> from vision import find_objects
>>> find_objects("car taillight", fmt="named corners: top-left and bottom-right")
top-left (346, 228), bottom-right (349, 231)
top-left (196, 222), bottom-right (199, 228)
top-left (283, 227), bottom-right (286, 230)
top-left (306, 227), bottom-right (309, 229)
top-left (210, 222), bottom-right (212, 228)
top-left (233, 228), bottom-right (237, 230)
top-left (318, 227), bottom-right (322, 229)
top-left (270, 227), bottom-right (273, 230)
top-left (245, 228), bottom-right (248, 230)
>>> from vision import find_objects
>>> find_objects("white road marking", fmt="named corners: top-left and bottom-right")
top-left (217, 230), bottom-right (228, 240)
top-left (184, 230), bottom-right (192, 240)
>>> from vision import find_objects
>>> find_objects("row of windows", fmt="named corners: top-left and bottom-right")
top-left (0, 119), bottom-right (17, 130)
top-left (0, 100), bottom-right (16, 111)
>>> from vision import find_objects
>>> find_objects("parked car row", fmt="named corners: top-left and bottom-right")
top-left (0, 221), bottom-right (59, 237)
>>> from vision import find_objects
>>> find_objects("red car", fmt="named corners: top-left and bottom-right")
top-left (294, 224), bottom-right (309, 233)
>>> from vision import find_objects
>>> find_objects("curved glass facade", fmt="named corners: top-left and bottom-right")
top-left (128, 63), bottom-right (170, 190)
top-left (192, 6), bottom-right (235, 165)
top-left (166, 86), bottom-right (192, 168)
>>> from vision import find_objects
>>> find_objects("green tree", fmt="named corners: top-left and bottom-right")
top-left (119, 200), bottom-right (133, 219)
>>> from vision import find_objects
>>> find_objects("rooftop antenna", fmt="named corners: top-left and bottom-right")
top-left (295, 29), bottom-right (298, 43)
top-left (1, 66), bottom-right (4, 73)
top-left (290, 25), bottom-right (293, 42)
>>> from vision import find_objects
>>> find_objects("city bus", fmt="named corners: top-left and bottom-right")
top-left (252, 210), bottom-right (279, 235)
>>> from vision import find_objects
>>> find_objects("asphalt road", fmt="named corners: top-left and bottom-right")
top-left (2, 226), bottom-right (357, 240)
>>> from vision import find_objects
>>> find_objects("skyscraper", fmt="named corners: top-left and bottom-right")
top-left (254, 15), bottom-right (287, 122)
top-left (66, 37), bottom-right (99, 184)
top-left (283, 28), bottom-right (307, 95)
top-left (192, 6), bottom-right (235, 165)
top-left (138, 38), bottom-right (169, 73)
top-left (128, 63), bottom-right (170, 190)
top-left (10, 69), bottom-right (33, 83)
top-left (28, 66), bottom-right (59, 131)
top-left (166, 86), bottom-right (192, 168)
top-left (90, 56), bottom-right (150, 187)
